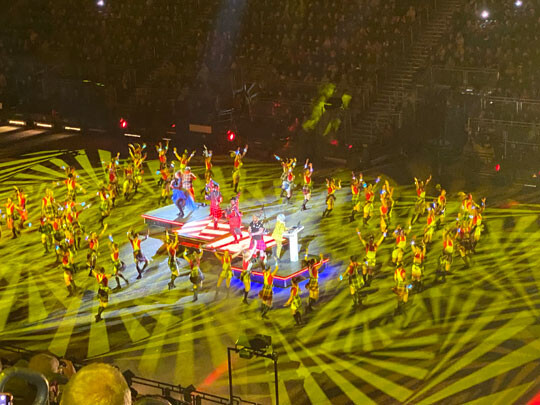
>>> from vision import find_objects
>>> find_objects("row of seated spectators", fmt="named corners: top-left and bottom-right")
top-left (0, 0), bottom-right (219, 116)
top-left (431, 0), bottom-right (540, 100)
top-left (0, 0), bottom-right (434, 125)
top-left (127, 0), bottom-right (433, 125)
top-left (203, 0), bottom-right (431, 107)
top-left (0, 351), bottom-right (187, 404)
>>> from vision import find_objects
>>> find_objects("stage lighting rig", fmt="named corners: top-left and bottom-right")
top-left (228, 334), bottom-right (278, 404)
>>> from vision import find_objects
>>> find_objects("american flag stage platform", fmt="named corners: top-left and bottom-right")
top-left (142, 203), bottom-right (329, 287)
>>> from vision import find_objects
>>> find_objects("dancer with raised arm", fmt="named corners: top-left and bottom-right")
top-left (301, 159), bottom-right (314, 210)
top-left (203, 146), bottom-right (214, 184)
top-left (240, 248), bottom-right (254, 304)
top-left (259, 263), bottom-right (279, 319)
top-left (109, 237), bottom-right (129, 291)
top-left (42, 189), bottom-right (58, 219)
top-left (214, 249), bottom-right (241, 299)
top-left (356, 228), bottom-right (386, 286)
top-left (184, 247), bottom-right (204, 302)
top-left (284, 277), bottom-right (304, 326)
top-left (340, 256), bottom-right (364, 307)
top-left (305, 252), bottom-right (325, 312)
top-left (127, 228), bottom-right (149, 279)
top-left (391, 224), bottom-right (411, 266)
top-left (165, 231), bottom-right (181, 290)
top-left (85, 224), bottom-right (108, 276)
top-left (351, 172), bottom-right (363, 208)
top-left (231, 145), bottom-right (248, 194)
top-left (410, 239), bottom-right (426, 292)
top-left (226, 194), bottom-right (243, 244)
top-left (14, 186), bottom-right (27, 229)
top-left (92, 266), bottom-right (112, 322)
top-left (173, 148), bottom-right (195, 171)
top-left (4, 197), bottom-right (20, 238)
top-left (412, 175), bottom-right (432, 224)
top-left (393, 263), bottom-right (409, 315)
top-left (322, 178), bottom-right (341, 218)
top-left (156, 140), bottom-right (169, 171)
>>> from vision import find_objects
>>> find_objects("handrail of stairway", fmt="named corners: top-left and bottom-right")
top-left (483, 95), bottom-right (540, 106)
top-left (469, 117), bottom-right (540, 128)
top-left (430, 65), bottom-right (499, 74)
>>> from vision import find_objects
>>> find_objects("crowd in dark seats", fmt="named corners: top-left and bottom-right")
top-left (203, 0), bottom-right (429, 107)
top-left (0, 0), bottom-right (219, 117)
top-left (427, 0), bottom-right (540, 163)
top-left (431, 0), bottom-right (540, 99)
top-left (0, 0), bottom-right (433, 124)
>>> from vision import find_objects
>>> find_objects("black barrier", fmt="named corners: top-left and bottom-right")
top-left (0, 345), bottom-right (260, 405)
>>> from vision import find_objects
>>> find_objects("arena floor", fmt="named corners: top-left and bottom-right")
top-left (0, 147), bottom-right (539, 404)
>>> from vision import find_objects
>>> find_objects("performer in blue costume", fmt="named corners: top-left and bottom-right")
top-left (171, 171), bottom-right (187, 217)
top-left (170, 171), bottom-right (197, 217)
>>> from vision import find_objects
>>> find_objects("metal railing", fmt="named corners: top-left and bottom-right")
top-left (468, 117), bottom-right (540, 144)
top-left (467, 117), bottom-right (540, 171)
top-left (465, 117), bottom-right (540, 181)
top-left (127, 374), bottom-right (261, 405)
top-left (0, 345), bottom-right (259, 405)
top-left (428, 66), bottom-right (499, 88)
top-left (481, 96), bottom-right (540, 118)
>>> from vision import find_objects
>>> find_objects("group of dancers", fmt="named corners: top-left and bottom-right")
top-left (0, 141), bottom-right (254, 322)
top-left (258, 160), bottom-right (486, 322)
top-left (341, 173), bottom-right (486, 316)
top-left (0, 141), bottom-right (487, 325)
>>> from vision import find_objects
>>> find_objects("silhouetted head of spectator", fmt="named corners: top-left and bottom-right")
top-left (28, 353), bottom-right (61, 382)
top-left (60, 363), bottom-right (131, 405)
